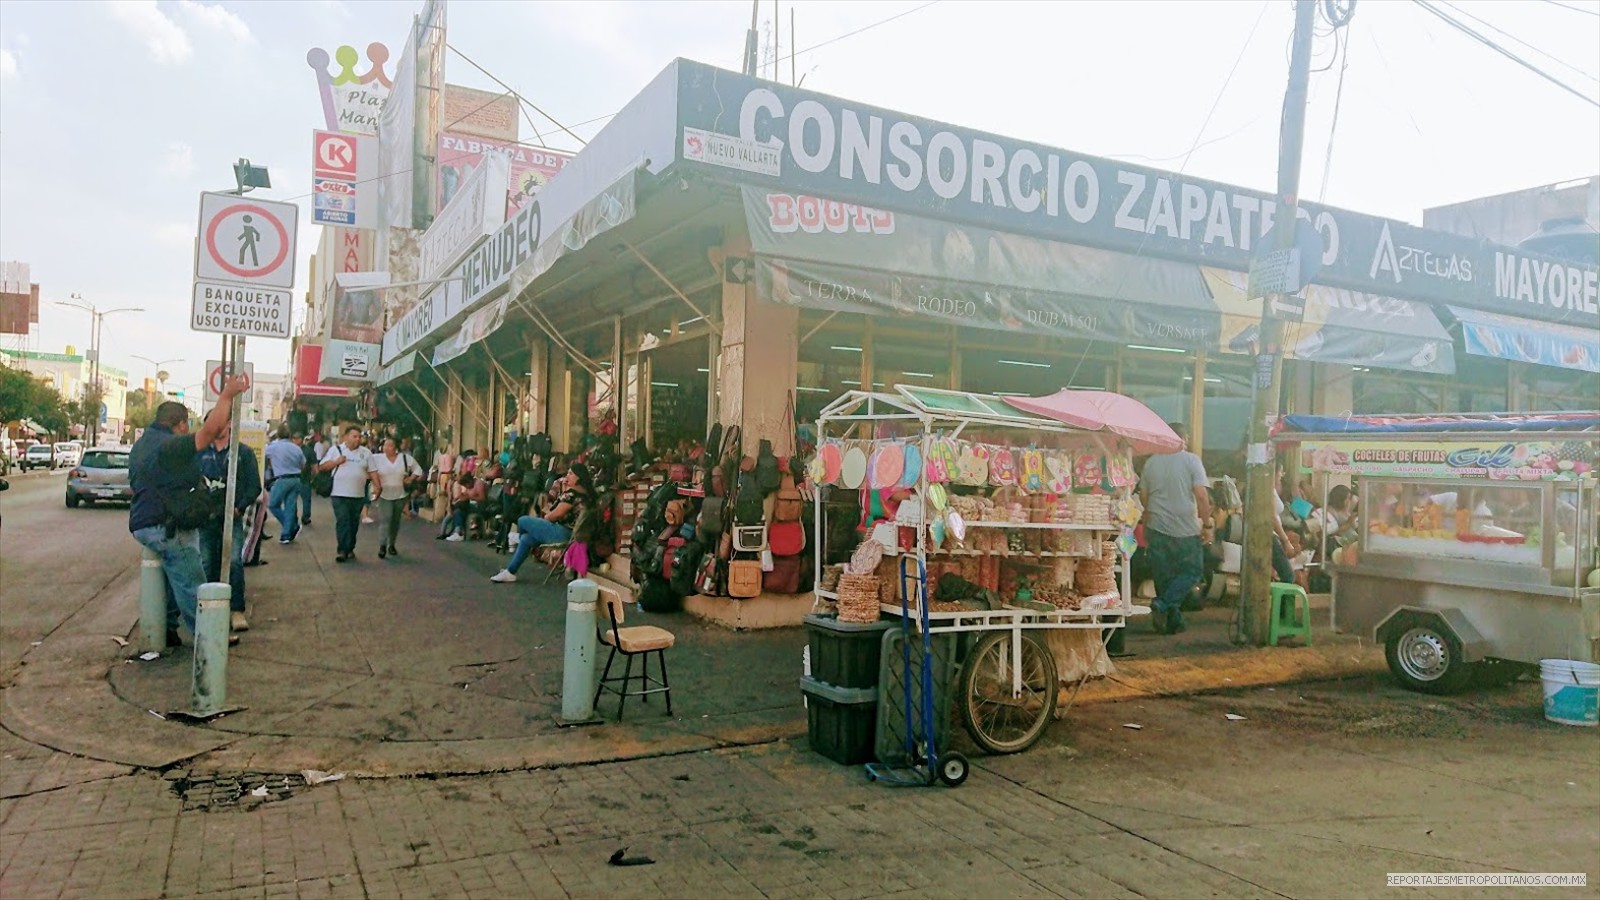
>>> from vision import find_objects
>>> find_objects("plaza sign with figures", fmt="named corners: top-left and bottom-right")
top-left (192, 192), bottom-right (299, 338)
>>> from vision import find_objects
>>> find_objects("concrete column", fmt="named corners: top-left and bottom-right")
top-left (528, 338), bottom-right (549, 435)
top-left (716, 232), bottom-right (798, 446)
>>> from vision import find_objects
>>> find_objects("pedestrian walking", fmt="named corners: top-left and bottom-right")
top-left (298, 433), bottom-right (317, 525)
top-left (264, 427), bottom-right (305, 545)
top-left (368, 438), bottom-right (424, 559)
top-left (1138, 422), bottom-right (1212, 635)
top-left (315, 426), bottom-right (373, 562)
top-left (197, 425), bottom-right (261, 632)
top-left (127, 373), bottom-right (248, 646)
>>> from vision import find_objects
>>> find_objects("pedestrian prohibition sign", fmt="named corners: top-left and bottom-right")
top-left (194, 193), bottom-right (299, 290)
top-left (192, 191), bottom-right (299, 339)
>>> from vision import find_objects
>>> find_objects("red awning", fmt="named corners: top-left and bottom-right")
top-left (293, 344), bottom-right (353, 399)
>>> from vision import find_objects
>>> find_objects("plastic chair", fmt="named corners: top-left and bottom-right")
top-left (1268, 582), bottom-right (1313, 646)
top-left (594, 587), bottom-right (675, 721)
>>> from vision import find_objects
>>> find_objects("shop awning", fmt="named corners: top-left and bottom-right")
top-left (744, 187), bottom-right (1219, 349)
top-left (1448, 306), bottom-right (1599, 374)
top-left (1202, 269), bottom-right (1455, 374)
top-left (743, 187), bottom-right (1451, 374)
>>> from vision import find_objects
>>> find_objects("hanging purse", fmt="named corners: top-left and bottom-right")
top-left (768, 520), bottom-right (805, 556)
top-left (733, 524), bottom-right (768, 553)
top-left (727, 559), bottom-right (763, 598)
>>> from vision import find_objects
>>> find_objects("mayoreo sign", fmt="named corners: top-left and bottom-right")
top-left (672, 61), bottom-right (1598, 326)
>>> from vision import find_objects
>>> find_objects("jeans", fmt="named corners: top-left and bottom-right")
top-left (331, 496), bottom-right (364, 555)
top-left (1148, 529), bottom-right (1204, 624)
top-left (298, 479), bottom-right (314, 523)
top-left (132, 525), bottom-right (203, 633)
top-left (377, 497), bottom-right (406, 550)
top-left (268, 477), bottom-right (302, 541)
top-left (199, 515), bottom-right (247, 612)
top-left (505, 515), bottom-right (571, 574)
top-left (1271, 535), bottom-right (1295, 584)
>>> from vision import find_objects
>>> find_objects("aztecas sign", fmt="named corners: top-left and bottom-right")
top-left (437, 133), bottom-right (573, 214)
top-left (672, 61), bottom-right (1599, 326)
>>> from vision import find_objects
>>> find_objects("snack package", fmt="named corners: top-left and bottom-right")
top-left (1046, 452), bottom-right (1074, 494)
top-left (955, 441), bottom-right (990, 486)
top-left (1020, 449), bottom-right (1046, 493)
top-left (1105, 450), bottom-right (1136, 488)
top-left (1073, 451), bottom-right (1104, 492)
top-left (926, 437), bottom-right (956, 483)
top-left (988, 446), bottom-right (1020, 487)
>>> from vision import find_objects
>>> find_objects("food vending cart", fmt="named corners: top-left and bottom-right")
top-left (1274, 413), bottom-right (1600, 694)
top-left (813, 387), bottom-right (1170, 779)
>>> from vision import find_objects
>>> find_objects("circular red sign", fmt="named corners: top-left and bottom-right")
top-left (204, 203), bottom-right (290, 279)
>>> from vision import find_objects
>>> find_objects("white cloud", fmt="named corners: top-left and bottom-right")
top-left (162, 142), bottom-right (194, 178)
top-left (154, 222), bottom-right (193, 247)
top-left (174, 0), bottom-right (255, 44)
top-left (0, 49), bottom-right (16, 81)
top-left (105, 0), bottom-right (193, 65)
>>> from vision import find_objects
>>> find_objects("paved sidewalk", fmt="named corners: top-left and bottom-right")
top-left (1, 500), bottom-right (1381, 777)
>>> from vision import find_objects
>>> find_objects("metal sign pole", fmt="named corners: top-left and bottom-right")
top-left (219, 335), bottom-right (245, 573)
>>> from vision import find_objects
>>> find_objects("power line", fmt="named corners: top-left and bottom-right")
top-left (446, 43), bottom-right (588, 148)
top-left (1538, 0), bottom-right (1600, 17)
top-left (1411, 0), bottom-right (1600, 108)
top-left (1439, 0), bottom-right (1599, 83)
top-left (1317, 17), bottom-right (1353, 201)
top-left (776, 1), bottom-right (943, 66)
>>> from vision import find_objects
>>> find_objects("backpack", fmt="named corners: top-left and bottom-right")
top-left (669, 541), bottom-right (705, 597)
top-left (629, 481), bottom-right (681, 560)
top-left (733, 472), bottom-right (764, 524)
top-left (637, 575), bottom-right (681, 613)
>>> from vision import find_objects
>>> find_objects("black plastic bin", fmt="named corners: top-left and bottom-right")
top-left (804, 614), bottom-right (895, 690)
top-left (801, 676), bottom-right (877, 765)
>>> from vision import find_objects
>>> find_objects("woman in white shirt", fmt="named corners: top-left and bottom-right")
top-left (368, 438), bottom-right (424, 559)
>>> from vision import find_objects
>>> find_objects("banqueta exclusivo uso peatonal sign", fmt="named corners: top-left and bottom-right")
top-left (672, 61), bottom-right (1598, 327)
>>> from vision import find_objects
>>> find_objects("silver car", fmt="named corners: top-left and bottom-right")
top-left (66, 447), bottom-right (133, 507)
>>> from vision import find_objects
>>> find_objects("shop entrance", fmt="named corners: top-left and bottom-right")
top-left (641, 335), bottom-right (710, 453)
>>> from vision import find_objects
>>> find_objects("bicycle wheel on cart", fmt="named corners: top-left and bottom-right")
top-left (960, 631), bottom-right (1057, 754)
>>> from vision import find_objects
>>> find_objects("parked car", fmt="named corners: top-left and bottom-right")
top-left (66, 447), bottom-right (133, 507)
top-left (54, 442), bottom-right (82, 468)
top-left (20, 443), bottom-right (55, 471)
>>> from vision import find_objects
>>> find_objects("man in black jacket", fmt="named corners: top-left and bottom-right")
top-left (128, 374), bottom-right (248, 644)
top-left (198, 426), bottom-right (261, 633)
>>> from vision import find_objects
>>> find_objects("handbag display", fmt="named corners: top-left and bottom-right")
top-left (727, 559), bottom-right (763, 598)
top-left (773, 470), bottom-right (804, 522)
top-left (733, 525), bottom-right (768, 553)
top-left (755, 438), bottom-right (781, 493)
top-left (768, 520), bottom-right (805, 557)
top-left (763, 553), bottom-right (803, 594)
top-left (698, 496), bottom-right (726, 536)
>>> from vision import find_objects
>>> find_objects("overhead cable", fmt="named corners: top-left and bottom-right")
top-left (1411, 0), bottom-right (1600, 108)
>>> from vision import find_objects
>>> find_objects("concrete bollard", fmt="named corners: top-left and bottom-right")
top-left (191, 583), bottom-right (231, 716)
top-left (139, 547), bottom-right (168, 654)
top-left (560, 578), bottom-right (599, 724)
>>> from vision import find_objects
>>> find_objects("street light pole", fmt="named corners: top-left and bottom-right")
top-left (56, 295), bottom-right (143, 442)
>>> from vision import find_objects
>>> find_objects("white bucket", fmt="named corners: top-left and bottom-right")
top-left (1539, 659), bottom-right (1600, 727)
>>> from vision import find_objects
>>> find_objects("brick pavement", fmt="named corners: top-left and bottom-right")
top-left (5, 676), bottom-right (1596, 900)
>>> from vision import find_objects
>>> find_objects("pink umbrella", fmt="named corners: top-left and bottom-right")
top-left (1001, 390), bottom-right (1184, 455)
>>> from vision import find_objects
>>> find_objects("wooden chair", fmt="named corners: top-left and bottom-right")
top-left (594, 587), bottom-right (675, 720)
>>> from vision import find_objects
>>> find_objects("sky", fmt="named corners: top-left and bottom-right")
top-left (1, 0), bottom-right (1597, 392)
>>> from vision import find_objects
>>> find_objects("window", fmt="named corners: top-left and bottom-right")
top-left (82, 451), bottom-right (129, 469)
top-left (1521, 367), bottom-right (1599, 411)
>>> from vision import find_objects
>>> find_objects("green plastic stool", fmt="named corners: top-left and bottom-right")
top-left (1268, 582), bottom-right (1312, 646)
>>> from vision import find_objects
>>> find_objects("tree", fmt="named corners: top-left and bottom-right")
top-left (125, 389), bottom-right (162, 436)
top-left (0, 364), bottom-right (68, 434)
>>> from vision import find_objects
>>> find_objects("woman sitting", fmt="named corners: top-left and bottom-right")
top-left (490, 463), bottom-right (594, 583)
top-left (439, 470), bottom-right (486, 542)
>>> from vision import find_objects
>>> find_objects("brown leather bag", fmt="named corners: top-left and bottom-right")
top-left (774, 468), bottom-right (803, 522)
top-left (727, 559), bottom-right (763, 598)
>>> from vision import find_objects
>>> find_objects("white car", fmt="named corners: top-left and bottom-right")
top-left (53, 442), bottom-right (82, 468)
top-left (21, 444), bottom-right (56, 471)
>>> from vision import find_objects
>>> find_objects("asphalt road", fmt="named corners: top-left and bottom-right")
top-left (0, 467), bottom-right (136, 686)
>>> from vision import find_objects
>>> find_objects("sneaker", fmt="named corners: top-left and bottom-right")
top-left (490, 569), bottom-right (517, 583)
top-left (1167, 613), bottom-right (1188, 635)
top-left (378, 547), bottom-right (388, 559)
top-left (1150, 609), bottom-right (1168, 634)
top-left (230, 612), bottom-right (249, 632)
top-left (336, 553), bottom-right (350, 563)
top-left (387, 545), bottom-right (399, 556)
top-left (445, 533), bottom-right (464, 542)
top-left (362, 517), bottom-right (376, 525)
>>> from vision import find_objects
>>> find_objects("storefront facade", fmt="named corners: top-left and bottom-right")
top-left (380, 59), bottom-right (1599, 560)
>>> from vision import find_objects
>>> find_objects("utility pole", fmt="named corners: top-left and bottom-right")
top-left (1241, 0), bottom-right (1322, 645)
top-left (55, 295), bottom-right (142, 443)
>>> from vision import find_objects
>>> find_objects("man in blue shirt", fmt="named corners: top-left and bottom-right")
top-left (128, 373), bottom-right (248, 644)
top-left (197, 426), bottom-right (261, 633)
top-left (263, 427), bottom-right (306, 544)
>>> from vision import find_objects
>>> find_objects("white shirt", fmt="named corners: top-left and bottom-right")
top-left (322, 444), bottom-right (373, 498)
top-left (369, 452), bottom-right (423, 501)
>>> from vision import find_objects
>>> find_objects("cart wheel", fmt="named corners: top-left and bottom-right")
top-left (938, 753), bottom-right (969, 787)
top-left (1385, 624), bottom-right (1474, 695)
top-left (960, 632), bottom-right (1058, 754)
